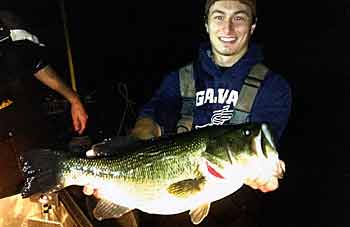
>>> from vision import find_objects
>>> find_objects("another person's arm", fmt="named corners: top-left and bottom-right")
top-left (34, 65), bottom-right (88, 134)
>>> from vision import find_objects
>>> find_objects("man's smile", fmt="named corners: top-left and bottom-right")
top-left (218, 36), bottom-right (237, 43)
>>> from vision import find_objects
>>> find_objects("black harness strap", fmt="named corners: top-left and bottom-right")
top-left (234, 63), bottom-right (268, 112)
top-left (229, 63), bottom-right (268, 124)
top-left (177, 64), bottom-right (195, 133)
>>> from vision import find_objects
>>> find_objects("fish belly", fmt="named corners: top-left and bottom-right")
top-left (94, 175), bottom-right (245, 216)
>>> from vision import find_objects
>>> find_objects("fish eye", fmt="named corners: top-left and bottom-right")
top-left (242, 129), bottom-right (251, 136)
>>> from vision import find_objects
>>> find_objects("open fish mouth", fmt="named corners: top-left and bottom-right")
top-left (252, 123), bottom-right (284, 179)
top-left (262, 124), bottom-right (276, 150)
top-left (254, 123), bottom-right (277, 158)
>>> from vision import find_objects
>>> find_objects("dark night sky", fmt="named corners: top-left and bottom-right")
top-left (3, 1), bottom-right (348, 226)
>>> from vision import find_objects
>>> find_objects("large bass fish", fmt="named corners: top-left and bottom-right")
top-left (21, 123), bottom-right (283, 225)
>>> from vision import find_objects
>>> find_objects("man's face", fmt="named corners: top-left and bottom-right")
top-left (206, 0), bottom-right (256, 61)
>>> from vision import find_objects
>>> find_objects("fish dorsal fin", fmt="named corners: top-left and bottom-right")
top-left (91, 136), bottom-right (141, 157)
top-left (167, 177), bottom-right (206, 198)
top-left (93, 198), bottom-right (133, 221)
top-left (189, 203), bottom-right (211, 225)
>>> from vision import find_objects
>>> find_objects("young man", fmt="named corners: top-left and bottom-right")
top-left (0, 10), bottom-right (88, 199)
top-left (132, 0), bottom-right (290, 191)
top-left (84, 0), bottom-right (291, 226)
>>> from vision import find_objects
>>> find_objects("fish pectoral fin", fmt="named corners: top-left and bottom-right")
top-left (93, 198), bottom-right (133, 221)
top-left (167, 177), bottom-right (206, 198)
top-left (189, 203), bottom-right (211, 225)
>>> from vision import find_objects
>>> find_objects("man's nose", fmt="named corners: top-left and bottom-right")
top-left (222, 19), bottom-right (234, 33)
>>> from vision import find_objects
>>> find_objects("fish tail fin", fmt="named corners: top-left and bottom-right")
top-left (21, 148), bottom-right (65, 198)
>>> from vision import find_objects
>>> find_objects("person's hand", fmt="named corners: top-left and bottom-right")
top-left (83, 183), bottom-right (102, 198)
top-left (244, 160), bottom-right (285, 193)
top-left (83, 148), bottom-right (102, 198)
top-left (71, 101), bottom-right (88, 134)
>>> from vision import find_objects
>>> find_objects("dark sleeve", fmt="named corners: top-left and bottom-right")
top-left (250, 72), bottom-right (292, 142)
top-left (138, 71), bottom-right (182, 134)
top-left (2, 39), bottom-right (49, 76)
top-left (0, 11), bottom-right (49, 76)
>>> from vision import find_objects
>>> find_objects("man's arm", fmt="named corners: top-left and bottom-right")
top-left (34, 65), bottom-right (88, 134)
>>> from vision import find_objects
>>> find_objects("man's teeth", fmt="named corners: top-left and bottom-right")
top-left (219, 37), bottom-right (236, 42)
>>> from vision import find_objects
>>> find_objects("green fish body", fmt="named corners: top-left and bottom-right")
top-left (21, 123), bottom-right (282, 224)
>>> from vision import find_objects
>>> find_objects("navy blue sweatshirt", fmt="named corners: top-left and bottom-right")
top-left (139, 42), bottom-right (292, 141)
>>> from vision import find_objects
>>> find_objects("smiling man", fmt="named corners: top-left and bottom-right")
top-left (206, 0), bottom-right (256, 66)
top-left (84, 0), bottom-right (291, 226)
top-left (132, 0), bottom-right (291, 142)
top-left (130, 0), bottom-right (291, 226)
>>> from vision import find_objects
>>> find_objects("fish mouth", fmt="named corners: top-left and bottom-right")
top-left (254, 123), bottom-right (277, 158)
top-left (261, 123), bottom-right (277, 156)
top-left (253, 124), bottom-right (284, 179)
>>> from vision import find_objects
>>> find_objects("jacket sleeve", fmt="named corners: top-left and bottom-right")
top-left (0, 11), bottom-right (49, 77)
top-left (250, 72), bottom-right (292, 142)
top-left (7, 39), bottom-right (49, 75)
top-left (138, 71), bottom-right (182, 134)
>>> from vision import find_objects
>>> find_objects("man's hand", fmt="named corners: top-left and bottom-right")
top-left (83, 148), bottom-right (102, 197)
top-left (83, 184), bottom-right (102, 198)
top-left (130, 118), bottom-right (161, 140)
top-left (71, 101), bottom-right (88, 134)
top-left (244, 160), bottom-right (285, 193)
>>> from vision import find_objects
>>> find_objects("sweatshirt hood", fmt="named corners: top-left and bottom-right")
top-left (198, 41), bottom-right (264, 80)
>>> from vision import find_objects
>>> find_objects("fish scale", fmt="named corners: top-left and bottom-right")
top-left (61, 136), bottom-right (206, 187)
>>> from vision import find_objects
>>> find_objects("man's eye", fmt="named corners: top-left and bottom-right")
top-left (234, 16), bottom-right (245, 21)
top-left (214, 16), bottom-right (224, 20)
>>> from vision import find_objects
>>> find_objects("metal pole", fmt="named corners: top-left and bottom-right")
top-left (58, 0), bottom-right (77, 92)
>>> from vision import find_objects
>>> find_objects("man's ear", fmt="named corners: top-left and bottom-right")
top-left (250, 18), bottom-right (257, 35)
top-left (205, 23), bottom-right (209, 33)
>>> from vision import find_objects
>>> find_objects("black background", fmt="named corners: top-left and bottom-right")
top-left (2, 0), bottom-right (348, 226)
